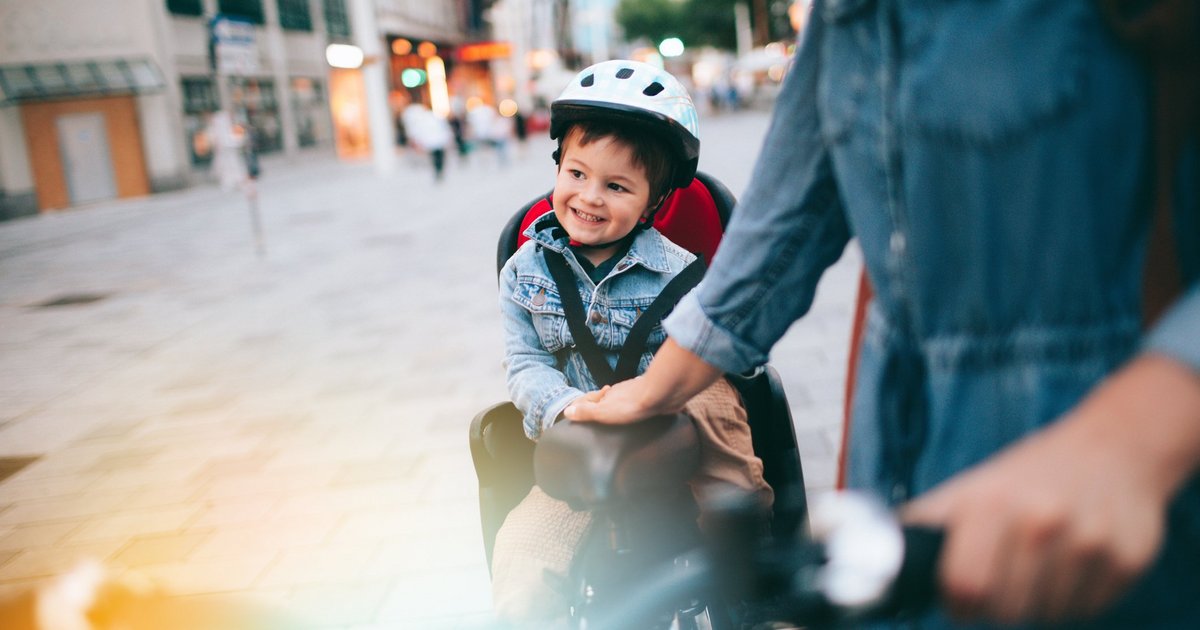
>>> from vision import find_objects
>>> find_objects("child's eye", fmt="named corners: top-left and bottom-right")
top-left (569, 170), bottom-right (585, 180)
top-left (607, 183), bottom-right (627, 193)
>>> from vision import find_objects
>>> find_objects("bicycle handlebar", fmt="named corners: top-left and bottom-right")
top-left (589, 491), bottom-right (944, 629)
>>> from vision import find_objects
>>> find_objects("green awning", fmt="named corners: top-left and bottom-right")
top-left (0, 58), bottom-right (165, 105)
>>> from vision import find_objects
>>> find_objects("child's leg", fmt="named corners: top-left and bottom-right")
top-left (491, 485), bottom-right (594, 626)
top-left (683, 378), bottom-right (774, 510)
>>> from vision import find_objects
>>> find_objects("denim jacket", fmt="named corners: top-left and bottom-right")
top-left (665, 0), bottom-right (1200, 626)
top-left (500, 211), bottom-right (696, 439)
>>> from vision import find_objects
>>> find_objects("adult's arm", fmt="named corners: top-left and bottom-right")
top-left (568, 10), bottom-right (852, 423)
top-left (905, 286), bottom-right (1200, 623)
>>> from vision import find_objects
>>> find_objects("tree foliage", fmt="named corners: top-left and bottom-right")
top-left (615, 0), bottom-right (739, 51)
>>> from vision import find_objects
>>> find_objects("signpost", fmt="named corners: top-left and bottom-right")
top-left (209, 14), bottom-right (266, 258)
top-left (210, 15), bottom-right (259, 76)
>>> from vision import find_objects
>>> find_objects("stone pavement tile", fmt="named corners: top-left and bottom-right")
top-left (195, 466), bottom-right (338, 503)
top-left (63, 505), bottom-right (201, 545)
top-left (357, 524), bottom-right (484, 579)
top-left (84, 446), bottom-right (164, 475)
top-left (330, 455), bottom-right (420, 486)
top-left (254, 542), bottom-right (382, 589)
top-left (0, 491), bottom-right (138, 527)
top-left (374, 566), bottom-right (493, 626)
top-left (188, 513), bottom-right (341, 560)
top-left (0, 521), bottom-right (81, 554)
top-left (185, 495), bottom-right (281, 529)
top-left (260, 434), bottom-right (396, 473)
top-left (85, 458), bottom-right (209, 495)
top-left (280, 580), bottom-right (392, 629)
top-left (109, 530), bottom-right (213, 567)
top-left (268, 482), bottom-right (424, 521)
top-left (122, 550), bottom-right (279, 595)
top-left (0, 540), bottom-right (126, 581)
top-left (794, 427), bottom-right (836, 462)
top-left (0, 471), bottom-right (96, 502)
top-left (801, 458), bottom-right (838, 492)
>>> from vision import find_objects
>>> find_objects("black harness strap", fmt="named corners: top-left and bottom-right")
top-left (544, 247), bottom-right (618, 386)
top-left (613, 257), bottom-right (705, 382)
top-left (542, 246), bottom-right (706, 387)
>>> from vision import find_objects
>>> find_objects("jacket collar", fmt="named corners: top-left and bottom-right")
top-left (524, 210), bottom-right (674, 274)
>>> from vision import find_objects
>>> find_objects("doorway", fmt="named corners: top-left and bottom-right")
top-left (55, 112), bottom-right (118, 204)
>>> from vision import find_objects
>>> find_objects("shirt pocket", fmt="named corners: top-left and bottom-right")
top-left (511, 277), bottom-right (572, 353)
top-left (897, 0), bottom-right (1087, 147)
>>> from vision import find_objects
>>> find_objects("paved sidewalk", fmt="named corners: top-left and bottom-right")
top-left (0, 110), bottom-right (860, 628)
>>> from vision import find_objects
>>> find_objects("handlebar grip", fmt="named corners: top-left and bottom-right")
top-left (874, 525), bottom-right (944, 618)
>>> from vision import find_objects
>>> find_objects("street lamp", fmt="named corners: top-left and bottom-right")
top-left (659, 37), bottom-right (685, 58)
top-left (325, 44), bottom-right (364, 69)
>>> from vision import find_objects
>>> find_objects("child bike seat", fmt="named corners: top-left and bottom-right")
top-left (534, 414), bottom-right (700, 509)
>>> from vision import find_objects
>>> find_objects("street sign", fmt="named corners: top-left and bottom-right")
top-left (210, 15), bottom-right (258, 75)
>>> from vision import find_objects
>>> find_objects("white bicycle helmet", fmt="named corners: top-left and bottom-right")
top-left (551, 60), bottom-right (700, 188)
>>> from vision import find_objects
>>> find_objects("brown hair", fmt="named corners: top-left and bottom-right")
top-left (559, 119), bottom-right (675, 206)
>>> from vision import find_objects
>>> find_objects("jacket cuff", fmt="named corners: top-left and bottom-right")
top-left (663, 291), bottom-right (770, 375)
top-left (529, 387), bottom-right (585, 439)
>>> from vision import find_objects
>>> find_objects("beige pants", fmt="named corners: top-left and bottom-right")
top-left (490, 378), bottom-right (771, 626)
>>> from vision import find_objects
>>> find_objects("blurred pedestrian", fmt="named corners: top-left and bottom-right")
top-left (467, 102), bottom-right (510, 167)
top-left (567, 1), bottom-right (1200, 627)
top-left (401, 103), bottom-right (453, 182)
top-left (205, 110), bottom-right (248, 191)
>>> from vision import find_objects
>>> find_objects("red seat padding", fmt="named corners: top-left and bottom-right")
top-left (514, 178), bottom-right (725, 264)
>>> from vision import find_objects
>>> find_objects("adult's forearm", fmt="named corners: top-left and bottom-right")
top-left (636, 339), bottom-right (724, 413)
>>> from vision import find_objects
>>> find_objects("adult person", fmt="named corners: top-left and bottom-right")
top-left (400, 103), bottom-right (453, 182)
top-left (205, 110), bottom-right (248, 191)
top-left (565, 0), bottom-right (1200, 626)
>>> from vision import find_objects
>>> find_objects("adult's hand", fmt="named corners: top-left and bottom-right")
top-left (564, 338), bottom-right (723, 424)
top-left (904, 353), bottom-right (1200, 624)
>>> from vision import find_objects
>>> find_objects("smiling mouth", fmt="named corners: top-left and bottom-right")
top-left (572, 208), bottom-right (605, 223)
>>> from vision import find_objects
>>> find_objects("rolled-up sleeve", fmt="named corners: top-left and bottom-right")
top-left (665, 12), bottom-right (851, 375)
top-left (1144, 285), bottom-right (1200, 373)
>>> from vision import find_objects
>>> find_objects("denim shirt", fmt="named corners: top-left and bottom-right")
top-left (665, 0), bottom-right (1200, 626)
top-left (500, 212), bottom-right (696, 439)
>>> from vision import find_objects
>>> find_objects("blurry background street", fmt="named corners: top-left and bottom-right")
top-left (0, 108), bottom-right (859, 628)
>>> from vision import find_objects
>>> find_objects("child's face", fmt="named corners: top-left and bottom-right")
top-left (553, 132), bottom-right (653, 261)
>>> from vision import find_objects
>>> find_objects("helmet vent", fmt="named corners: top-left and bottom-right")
top-left (642, 82), bottom-right (664, 96)
top-left (581, 73), bottom-right (595, 87)
top-left (616, 67), bottom-right (634, 79)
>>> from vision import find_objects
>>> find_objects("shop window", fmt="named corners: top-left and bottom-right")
top-left (230, 77), bottom-right (283, 153)
top-left (290, 77), bottom-right (330, 148)
top-left (218, 0), bottom-right (264, 24)
top-left (278, 0), bottom-right (312, 31)
top-left (324, 0), bottom-right (351, 40)
top-left (181, 77), bottom-right (218, 166)
top-left (166, 0), bottom-right (203, 16)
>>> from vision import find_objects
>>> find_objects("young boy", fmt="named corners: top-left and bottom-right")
top-left (491, 60), bottom-right (772, 625)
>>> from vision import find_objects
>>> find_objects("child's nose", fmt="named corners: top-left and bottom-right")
top-left (580, 183), bottom-right (604, 205)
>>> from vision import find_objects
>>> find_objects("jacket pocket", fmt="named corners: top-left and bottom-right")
top-left (511, 277), bottom-right (572, 353)
top-left (609, 300), bottom-right (668, 374)
top-left (898, 0), bottom-right (1087, 146)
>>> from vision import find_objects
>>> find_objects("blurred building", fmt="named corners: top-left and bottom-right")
top-left (0, 0), bottom-right (350, 218)
top-left (0, 0), bottom-right (506, 220)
